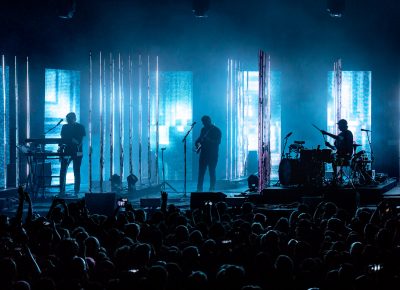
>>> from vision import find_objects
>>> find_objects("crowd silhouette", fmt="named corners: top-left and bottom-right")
top-left (1, 187), bottom-right (399, 290)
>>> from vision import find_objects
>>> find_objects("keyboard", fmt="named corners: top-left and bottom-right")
top-left (25, 138), bottom-right (69, 145)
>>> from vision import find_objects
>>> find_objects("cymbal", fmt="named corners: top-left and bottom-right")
top-left (353, 144), bottom-right (362, 147)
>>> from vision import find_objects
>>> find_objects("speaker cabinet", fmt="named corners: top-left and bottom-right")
top-left (190, 192), bottom-right (227, 210)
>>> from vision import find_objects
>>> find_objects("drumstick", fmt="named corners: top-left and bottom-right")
top-left (312, 124), bottom-right (322, 132)
top-left (312, 124), bottom-right (328, 145)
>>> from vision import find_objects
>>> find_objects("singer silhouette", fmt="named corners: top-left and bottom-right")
top-left (195, 115), bottom-right (221, 192)
top-left (59, 112), bottom-right (86, 195)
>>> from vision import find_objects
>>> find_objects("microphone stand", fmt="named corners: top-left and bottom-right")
top-left (182, 123), bottom-right (196, 197)
top-left (44, 120), bottom-right (63, 136)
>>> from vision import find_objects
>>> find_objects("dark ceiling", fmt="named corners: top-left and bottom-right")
top-left (0, 0), bottom-right (399, 66)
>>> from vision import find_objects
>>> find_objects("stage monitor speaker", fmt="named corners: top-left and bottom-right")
top-left (190, 192), bottom-right (227, 210)
top-left (85, 193), bottom-right (116, 216)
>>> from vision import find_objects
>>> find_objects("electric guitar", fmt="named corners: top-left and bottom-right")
top-left (195, 142), bottom-right (202, 154)
top-left (195, 126), bottom-right (214, 154)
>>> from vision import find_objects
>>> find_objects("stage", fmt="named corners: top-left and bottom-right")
top-left (1, 177), bottom-right (398, 219)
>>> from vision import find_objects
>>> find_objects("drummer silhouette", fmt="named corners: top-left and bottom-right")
top-left (321, 119), bottom-right (354, 184)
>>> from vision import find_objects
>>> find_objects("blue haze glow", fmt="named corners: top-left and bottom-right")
top-left (327, 71), bottom-right (372, 155)
top-left (156, 72), bottom-right (193, 180)
top-left (44, 69), bottom-right (80, 185)
top-left (243, 71), bottom-right (281, 180)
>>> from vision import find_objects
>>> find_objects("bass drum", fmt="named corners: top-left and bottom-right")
top-left (279, 158), bottom-right (302, 186)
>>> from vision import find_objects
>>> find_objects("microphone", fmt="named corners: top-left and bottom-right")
top-left (56, 119), bottom-right (63, 126)
top-left (361, 129), bottom-right (371, 132)
top-left (191, 121), bottom-right (197, 127)
top-left (284, 132), bottom-right (293, 139)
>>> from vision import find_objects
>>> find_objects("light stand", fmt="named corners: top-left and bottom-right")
top-left (160, 147), bottom-right (178, 193)
top-left (182, 122), bottom-right (196, 197)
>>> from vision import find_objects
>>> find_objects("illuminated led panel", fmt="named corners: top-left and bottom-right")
top-left (327, 71), bottom-right (371, 155)
top-left (45, 69), bottom-right (80, 185)
top-left (156, 72), bottom-right (193, 180)
top-left (243, 71), bottom-right (281, 181)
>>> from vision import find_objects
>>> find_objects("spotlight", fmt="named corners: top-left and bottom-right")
top-left (327, 0), bottom-right (345, 18)
top-left (192, 0), bottom-right (210, 18)
top-left (127, 174), bottom-right (138, 193)
top-left (247, 174), bottom-right (259, 192)
top-left (57, 0), bottom-right (76, 19)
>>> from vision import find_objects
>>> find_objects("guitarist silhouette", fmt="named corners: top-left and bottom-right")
top-left (195, 115), bottom-right (221, 192)
top-left (59, 112), bottom-right (86, 196)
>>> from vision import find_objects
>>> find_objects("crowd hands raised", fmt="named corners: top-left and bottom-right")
top-left (1, 186), bottom-right (400, 290)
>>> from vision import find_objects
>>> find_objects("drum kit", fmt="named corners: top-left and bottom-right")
top-left (279, 135), bottom-right (374, 188)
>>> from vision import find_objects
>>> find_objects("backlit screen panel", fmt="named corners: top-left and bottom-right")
top-left (45, 69), bottom-right (80, 185)
top-left (328, 71), bottom-right (371, 155)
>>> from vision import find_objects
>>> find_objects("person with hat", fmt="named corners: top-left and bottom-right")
top-left (321, 119), bottom-right (353, 184)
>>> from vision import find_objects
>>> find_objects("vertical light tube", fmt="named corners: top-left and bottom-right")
top-left (266, 55), bottom-right (271, 186)
top-left (258, 51), bottom-right (265, 190)
top-left (230, 60), bottom-right (233, 180)
top-left (119, 54), bottom-right (124, 182)
top-left (89, 52), bottom-right (93, 192)
top-left (234, 61), bottom-right (238, 179)
top-left (26, 57), bottom-right (30, 178)
top-left (14, 57), bottom-right (19, 186)
top-left (226, 59), bottom-right (230, 180)
top-left (155, 56), bottom-right (159, 184)
top-left (110, 54), bottom-right (114, 179)
top-left (102, 58), bottom-right (107, 185)
top-left (147, 55), bottom-right (151, 186)
top-left (128, 55), bottom-right (133, 175)
top-left (241, 71), bottom-right (248, 176)
top-left (2, 55), bottom-right (7, 188)
top-left (138, 55), bottom-right (142, 184)
top-left (99, 52), bottom-right (104, 191)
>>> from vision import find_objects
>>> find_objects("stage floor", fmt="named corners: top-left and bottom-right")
top-left (0, 177), bottom-right (398, 217)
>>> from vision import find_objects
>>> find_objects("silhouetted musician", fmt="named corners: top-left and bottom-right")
top-left (60, 112), bottom-right (86, 195)
top-left (195, 115), bottom-right (221, 192)
top-left (321, 119), bottom-right (353, 183)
